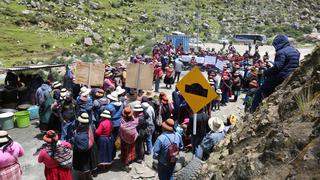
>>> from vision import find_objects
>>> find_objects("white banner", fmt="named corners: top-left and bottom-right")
top-left (204, 56), bottom-right (216, 65)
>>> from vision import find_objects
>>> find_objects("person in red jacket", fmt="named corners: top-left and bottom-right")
top-left (38, 130), bottom-right (72, 180)
top-left (95, 110), bottom-right (114, 169)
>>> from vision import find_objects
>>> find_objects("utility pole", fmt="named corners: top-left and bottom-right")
top-left (196, 10), bottom-right (200, 50)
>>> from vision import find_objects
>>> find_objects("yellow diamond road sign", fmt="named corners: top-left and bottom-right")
top-left (177, 67), bottom-right (218, 113)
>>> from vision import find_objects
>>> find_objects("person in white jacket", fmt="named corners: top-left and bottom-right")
top-left (141, 97), bottom-right (156, 155)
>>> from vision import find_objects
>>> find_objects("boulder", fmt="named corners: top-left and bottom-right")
top-left (202, 22), bottom-right (210, 29)
top-left (126, 17), bottom-right (133, 23)
top-left (84, 37), bottom-right (93, 46)
top-left (89, 1), bottom-right (100, 10)
top-left (92, 32), bottom-right (102, 42)
top-left (140, 14), bottom-right (149, 23)
top-left (21, 10), bottom-right (32, 15)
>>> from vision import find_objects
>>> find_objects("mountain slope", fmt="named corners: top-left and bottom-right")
top-left (0, 0), bottom-right (319, 66)
top-left (203, 46), bottom-right (320, 179)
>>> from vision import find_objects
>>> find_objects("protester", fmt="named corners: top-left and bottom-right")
top-left (0, 131), bottom-right (24, 180)
top-left (153, 118), bottom-right (183, 180)
top-left (159, 95), bottom-right (174, 124)
top-left (220, 75), bottom-right (232, 106)
top-left (119, 107), bottom-right (138, 172)
top-left (224, 115), bottom-right (237, 133)
top-left (95, 110), bottom-right (114, 168)
top-left (36, 81), bottom-right (54, 131)
top-left (103, 71), bottom-right (115, 94)
top-left (133, 104), bottom-right (148, 163)
top-left (195, 117), bottom-right (225, 160)
top-left (76, 87), bottom-right (93, 121)
top-left (51, 81), bottom-right (62, 100)
top-left (174, 58), bottom-right (183, 83)
top-left (153, 62), bottom-right (163, 93)
top-left (164, 64), bottom-right (175, 89)
top-left (212, 89), bottom-right (222, 111)
top-left (251, 34), bottom-right (300, 112)
top-left (141, 98), bottom-right (156, 155)
top-left (245, 80), bottom-right (258, 112)
top-left (105, 91), bottom-right (123, 140)
top-left (38, 130), bottom-right (72, 180)
top-left (186, 108), bottom-right (210, 154)
top-left (92, 88), bottom-right (109, 127)
top-left (58, 91), bottom-right (76, 142)
top-left (73, 113), bottom-right (98, 179)
top-left (232, 72), bottom-right (241, 102)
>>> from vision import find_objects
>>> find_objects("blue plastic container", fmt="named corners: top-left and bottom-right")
top-left (27, 105), bottom-right (39, 120)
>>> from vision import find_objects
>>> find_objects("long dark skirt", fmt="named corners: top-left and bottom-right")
top-left (73, 142), bottom-right (98, 172)
top-left (97, 136), bottom-right (114, 165)
top-left (135, 137), bottom-right (145, 161)
top-left (164, 76), bottom-right (174, 85)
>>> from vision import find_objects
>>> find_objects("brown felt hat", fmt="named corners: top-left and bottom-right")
top-left (161, 118), bottom-right (174, 132)
top-left (122, 107), bottom-right (133, 117)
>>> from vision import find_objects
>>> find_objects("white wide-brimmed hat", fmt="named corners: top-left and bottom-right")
top-left (133, 104), bottom-right (144, 112)
top-left (80, 86), bottom-right (91, 96)
top-left (78, 113), bottom-right (89, 123)
top-left (60, 88), bottom-right (67, 98)
top-left (100, 110), bottom-right (111, 119)
top-left (52, 81), bottom-right (62, 89)
top-left (107, 92), bottom-right (119, 102)
top-left (0, 131), bottom-right (10, 143)
top-left (208, 117), bottom-right (225, 132)
top-left (115, 86), bottom-right (126, 95)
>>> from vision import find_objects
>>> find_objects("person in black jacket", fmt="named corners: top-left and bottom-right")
top-left (250, 34), bottom-right (300, 112)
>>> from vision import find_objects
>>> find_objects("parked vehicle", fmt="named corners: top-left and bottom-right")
top-left (234, 34), bottom-right (267, 45)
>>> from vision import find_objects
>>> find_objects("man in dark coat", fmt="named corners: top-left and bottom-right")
top-left (250, 34), bottom-right (300, 112)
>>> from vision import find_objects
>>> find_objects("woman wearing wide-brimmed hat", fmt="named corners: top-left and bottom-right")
top-left (119, 107), bottom-right (139, 172)
top-left (38, 130), bottom-right (72, 180)
top-left (153, 118), bottom-right (183, 180)
top-left (76, 87), bottom-right (94, 123)
top-left (73, 113), bottom-right (98, 179)
top-left (95, 110), bottom-right (114, 169)
top-left (0, 131), bottom-right (24, 180)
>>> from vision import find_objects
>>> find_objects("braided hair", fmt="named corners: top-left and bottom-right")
top-left (0, 136), bottom-right (13, 153)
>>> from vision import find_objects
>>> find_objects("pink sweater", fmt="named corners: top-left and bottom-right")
top-left (0, 142), bottom-right (24, 168)
top-left (38, 141), bottom-right (71, 168)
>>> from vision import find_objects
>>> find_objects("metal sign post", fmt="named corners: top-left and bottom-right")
top-left (193, 113), bottom-right (197, 135)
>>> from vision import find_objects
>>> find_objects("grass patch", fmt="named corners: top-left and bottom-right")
top-left (294, 87), bottom-right (315, 114)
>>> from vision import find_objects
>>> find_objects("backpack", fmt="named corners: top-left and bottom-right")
top-left (53, 142), bottom-right (72, 169)
top-left (74, 125), bottom-right (94, 152)
top-left (164, 134), bottom-right (180, 163)
top-left (137, 116), bottom-right (148, 140)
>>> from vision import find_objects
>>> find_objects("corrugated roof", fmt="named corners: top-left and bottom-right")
top-left (0, 64), bottom-right (65, 72)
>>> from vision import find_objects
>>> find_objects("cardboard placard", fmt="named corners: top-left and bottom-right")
top-left (126, 63), bottom-right (153, 90)
top-left (75, 62), bottom-right (105, 87)
top-left (215, 60), bottom-right (224, 71)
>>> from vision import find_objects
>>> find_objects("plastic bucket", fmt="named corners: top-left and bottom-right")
top-left (15, 111), bottom-right (30, 128)
top-left (0, 112), bottom-right (14, 130)
top-left (27, 106), bottom-right (39, 120)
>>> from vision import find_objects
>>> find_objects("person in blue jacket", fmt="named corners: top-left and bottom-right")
top-left (250, 34), bottom-right (300, 112)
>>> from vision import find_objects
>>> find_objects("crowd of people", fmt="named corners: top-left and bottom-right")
top-left (0, 34), bottom-right (300, 180)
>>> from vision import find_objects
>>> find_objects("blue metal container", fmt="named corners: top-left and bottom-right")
top-left (166, 35), bottom-right (190, 53)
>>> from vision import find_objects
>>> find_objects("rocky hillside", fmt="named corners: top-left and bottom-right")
top-left (202, 46), bottom-right (320, 179)
top-left (0, 0), bottom-right (319, 66)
